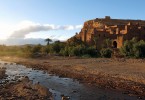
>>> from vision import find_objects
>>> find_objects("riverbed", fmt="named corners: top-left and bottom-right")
top-left (0, 60), bottom-right (139, 100)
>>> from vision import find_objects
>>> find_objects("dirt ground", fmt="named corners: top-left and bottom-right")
top-left (1, 56), bottom-right (145, 97)
top-left (0, 76), bottom-right (53, 100)
top-left (0, 67), bottom-right (6, 79)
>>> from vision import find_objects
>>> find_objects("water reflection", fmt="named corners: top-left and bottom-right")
top-left (0, 60), bottom-right (138, 100)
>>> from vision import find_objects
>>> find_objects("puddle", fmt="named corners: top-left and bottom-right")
top-left (0, 61), bottom-right (139, 100)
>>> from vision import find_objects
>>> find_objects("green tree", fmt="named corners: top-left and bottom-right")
top-left (45, 38), bottom-right (52, 45)
top-left (120, 37), bottom-right (137, 57)
top-left (67, 36), bottom-right (84, 46)
top-left (51, 41), bottom-right (65, 54)
top-left (85, 46), bottom-right (97, 57)
top-left (60, 46), bottom-right (70, 56)
top-left (133, 40), bottom-right (145, 58)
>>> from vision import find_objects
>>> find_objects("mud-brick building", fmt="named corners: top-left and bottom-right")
top-left (75, 16), bottom-right (145, 48)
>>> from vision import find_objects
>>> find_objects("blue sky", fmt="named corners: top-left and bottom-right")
top-left (0, 0), bottom-right (145, 45)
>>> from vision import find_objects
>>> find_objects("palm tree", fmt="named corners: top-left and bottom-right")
top-left (45, 38), bottom-right (52, 45)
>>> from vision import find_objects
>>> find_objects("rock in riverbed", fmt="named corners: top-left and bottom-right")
top-left (0, 76), bottom-right (53, 100)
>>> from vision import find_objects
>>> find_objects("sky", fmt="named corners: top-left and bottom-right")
top-left (0, 0), bottom-right (145, 45)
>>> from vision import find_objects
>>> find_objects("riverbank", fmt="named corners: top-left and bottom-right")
top-left (0, 76), bottom-right (52, 100)
top-left (0, 60), bottom-right (53, 100)
top-left (0, 67), bottom-right (6, 79)
top-left (1, 56), bottom-right (145, 98)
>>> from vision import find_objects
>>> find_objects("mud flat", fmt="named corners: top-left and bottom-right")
top-left (1, 56), bottom-right (145, 99)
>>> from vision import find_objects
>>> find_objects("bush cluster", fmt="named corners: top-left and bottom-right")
top-left (120, 38), bottom-right (145, 58)
top-left (0, 37), bottom-right (145, 58)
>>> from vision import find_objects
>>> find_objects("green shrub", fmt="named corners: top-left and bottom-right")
top-left (81, 54), bottom-right (91, 58)
top-left (59, 45), bottom-right (98, 57)
top-left (85, 46), bottom-right (97, 57)
top-left (100, 48), bottom-right (112, 58)
top-left (60, 46), bottom-right (70, 56)
top-left (31, 44), bottom-right (42, 54)
top-left (133, 40), bottom-right (145, 58)
top-left (120, 40), bottom-right (134, 57)
top-left (120, 37), bottom-right (145, 58)
top-left (41, 46), bottom-right (50, 54)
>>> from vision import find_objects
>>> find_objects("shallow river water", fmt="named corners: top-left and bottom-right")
top-left (0, 60), bottom-right (139, 100)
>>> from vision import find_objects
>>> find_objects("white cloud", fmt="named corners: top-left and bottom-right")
top-left (0, 23), bottom-right (14, 39)
top-left (75, 25), bottom-right (83, 29)
top-left (0, 20), bottom-right (82, 45)
top-left (9, 20), bottom-right (82, 38)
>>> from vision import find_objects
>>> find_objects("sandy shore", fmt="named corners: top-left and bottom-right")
top-left (1, 56), bottom-right (145, 97)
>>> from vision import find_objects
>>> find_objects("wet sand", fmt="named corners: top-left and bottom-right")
top-left (1, 56), bottom-right (145, 99)
top-left (0, 61), bottom-right (53, 100)
top-left (0, 76), bottom-right (52, 100)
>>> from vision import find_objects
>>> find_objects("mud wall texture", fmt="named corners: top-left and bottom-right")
top-left (75, 16), bottom-right (145, 48)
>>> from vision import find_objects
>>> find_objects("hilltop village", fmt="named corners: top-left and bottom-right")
top-left (73, 16), bottom-right (145, 48)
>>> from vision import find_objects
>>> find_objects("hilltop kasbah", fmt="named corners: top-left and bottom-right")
top-left (70, 16), bottom-right (145, 48)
